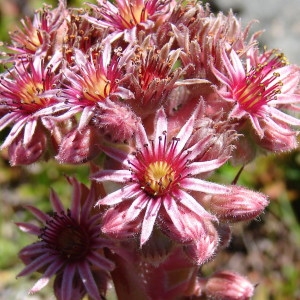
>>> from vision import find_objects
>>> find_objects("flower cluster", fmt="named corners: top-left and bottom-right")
top-left (1, 0), bottom-right (299, 299)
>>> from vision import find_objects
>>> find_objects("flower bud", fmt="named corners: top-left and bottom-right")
top-left (204, 271), bottom-right (254, 300)
top-left (8, 129), bottom-right (47, 165)
top-left (55, 125), bottom-right (102, 164)
top-left (203, 186), bottom-right (269, 222)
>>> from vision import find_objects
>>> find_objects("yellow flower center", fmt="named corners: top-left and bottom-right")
top-left (144, 161), bottom-right (175, 196)
top-left (120, 2), bottom-right (148, 29)
top-left (82, 73), bottom-right (111, 102)
top-left (19, 81), bottom-right (46, 108)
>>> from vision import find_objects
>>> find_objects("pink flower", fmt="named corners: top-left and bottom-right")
top-left (212, 47), bottom-right (300, 139)
top-left (16, 177), bottom-right (115, 300)
top-left (2, 0), bottom-right (67, 59)
top-left (92, 106), bottom-right (231, 246)
top-left (0, 54), bottom-right (67, 163)
top-left (85, 0), bottom-right (175, 42)
top-left (57, 46), bottom-right (134, 130)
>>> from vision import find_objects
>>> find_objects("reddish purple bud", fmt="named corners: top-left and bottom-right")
top-left (8, 129), bottom-right (47, 165)
top-left (203, 186), bottom-right (269, 222)
top-left (204, 271), bottom-right (255, 300)
top-left (56, 125), bottom-right (102, 164)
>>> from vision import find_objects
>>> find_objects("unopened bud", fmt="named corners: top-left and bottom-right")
top-left (203, 186), bottom-right (269, 222)
top-left (204, 271), bottom-right (254, 300)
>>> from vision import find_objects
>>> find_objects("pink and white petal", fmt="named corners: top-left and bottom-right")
top-left (269, 106), bottom-right (300, 126)
top-left (101, 43), bottom-right (112, 72)
top-left (97, 184), bottom-right (141, 206)
top-left (81, 185), bottom-right (96, 218)
top-left (92, 169), bottom-right (132, 183)
top-left (78, 261), bottom-right (101, 300)
top-left (265, 114), bottom-right (297, 135)
top-left (78, 106), bottom-right (95, 130)
top-left (163, 195), bottom-right (186, 236)
top-left (15, 222), bottom-right (41, 235)
top-left (154, 108), bottom-right (168, 141)
top-left (188, 158), bottom-right (229, 175)
top-left (272, 93), bottom-right (300, 105)
top-left (23, 119), bottom-right (37, 146)
top-left (0, 112), bottom-right (19, 131)
top-left (248, 114), bottom-right (264, 139)
top-left (140, 198), bottom-right (162, 246)
top-left (173, 110), bottom-right (196, 154)
top-left (174, 189), bottom-right (217, 221)
top-left (229, 50), bottom-right (247, 83)
top-left (48, 106), bottom-right (83, 122)
top-left (220, 49), bottom-right (237, 83)
top-left (174, 190), bottom-right (217, 221)
top-left (211, 65), bottom-right (231, 86)
top-left (126, 194), bottom-right (149, 221)
top-left (1, 118), bottom-right (27, 149)
top-left (136, 122), bottom-right (150, 149)
top-left (181, 177), bottom-right (231, 194)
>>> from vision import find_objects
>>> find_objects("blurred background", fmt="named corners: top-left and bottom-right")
top-left (0, 0), bottom-right (300, 299)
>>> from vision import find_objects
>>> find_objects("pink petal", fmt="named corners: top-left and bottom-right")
top-left (248, 114), bottom-right (264, 139)
top-left (174, 109), bottom-right (196, 153)
top-left (126, 194), bottom-right (149, 221)
top-left (140, 198), bottom-right (162, 246)
top-left (97, 184), bottom-right (141, 206)
top-left (23, 119), bottom-right (37, 146)
top-left (154, 108), bottom-right (168, 141)
top-left (136, 122), bottom-right (150, 149)
top-left (0, 112), bottom-right (19, 131)
top-left (181, 177), bottom-right (231, 194)
top-left (163, 195), bottom-right (186, 235)
top-left (92, 169), bottom-right (131, 183)
top-left (269, 106), bottom-right (300, 126)
top-left (174, 189), bottom-right (216, 221)
top-left (188, 158), bottom-right (229, 175)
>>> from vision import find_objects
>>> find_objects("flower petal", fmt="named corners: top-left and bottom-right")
top-left (140, 198), bottom-right (162, 246)
top-left (181, 177), bottom-right (231, 194)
